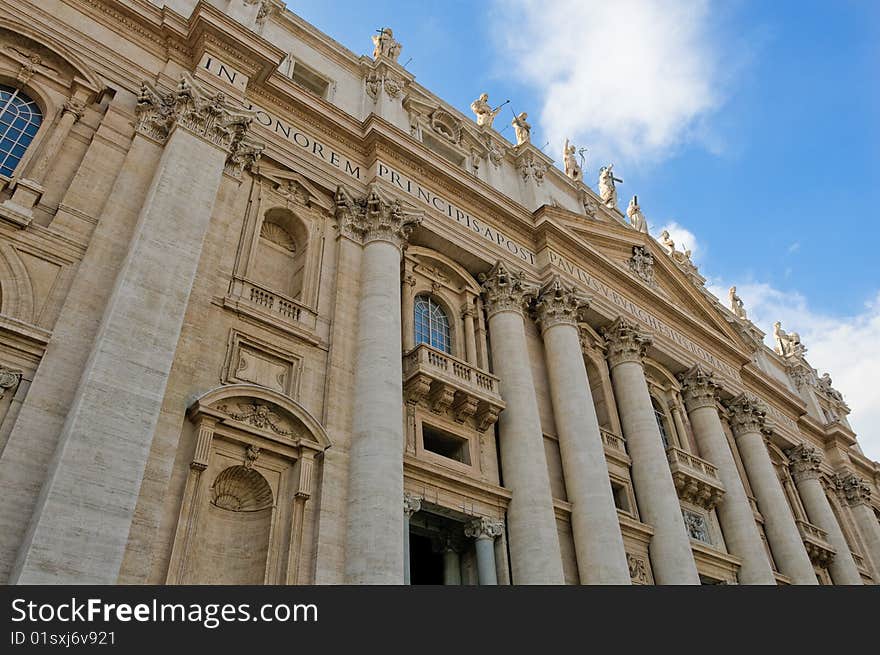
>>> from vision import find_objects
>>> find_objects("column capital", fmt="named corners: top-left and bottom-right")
top-left (835, 473), bottom-right (872, 507)
top-left (533, 275), bottom-right (589, 333)
top-left (602, 317), bottom-right (652, 368)
top-left (62, 97), bottom-right (86, 121)
top-left (479, 260), bottom-right (537, 319)
top-left (135, 74), bottom-right (257, 151)
top-left (403, 492), bottom-right (422, 517)
top-left (334, 183), bottom-right (422, 248)
top-left (725, 393), bottom-right (773, 438)
top-left (678, 365), bottom-right (720, 411)
top-left (464, 516), bottom-right (504, 540)
top-left (785, 443), bottom-right (823, 482)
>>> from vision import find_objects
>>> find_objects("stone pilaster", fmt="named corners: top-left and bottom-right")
top-left (479, 262), bottom-right (564, 584)
top-left (343, 186), bottom-right (422, 584)
top-left (535, 277), bottom-right (630, 584)
top-left (464, 517), bottom-right (504, 585)
top-left (836, 473), bottom-right (880, 580)
top-left (402, 493), bottom-right (421, 585)
top-left (725, 394), bottom-right (817, 584)
top-left (603, 318), bottom-right (700, 584)
top-left (679, 366), bottom-right (776, 584)
top-left (11, 75), bottom-right (259, 584)
top-left (784, 446), bottom-right (861, 584)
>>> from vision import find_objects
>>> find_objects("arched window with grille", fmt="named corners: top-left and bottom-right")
top-left (414, 295), bottom-right (451, 354)
top-left (0, 85), bottom-right (43, 177)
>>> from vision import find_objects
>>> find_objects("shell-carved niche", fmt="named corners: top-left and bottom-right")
top-left (430, 109), bottom-right (462, 144)
top-left (167, 384), bottom-right (330, 584)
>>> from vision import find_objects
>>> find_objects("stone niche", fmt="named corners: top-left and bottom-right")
top-left (166, 384), bottom-right (329, 584)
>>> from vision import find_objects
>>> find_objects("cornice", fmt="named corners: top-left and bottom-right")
top-left (533, 219), bottom-right (752, 374)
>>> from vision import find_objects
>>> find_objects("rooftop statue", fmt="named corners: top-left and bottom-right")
top-left (563, 138), bottom-right (582, 182)
top-left (625, 195), bottom-right (648, 233)
top-left (470, 93), bottom-right (506, 129)
top-left (729, 285), bottom-right (747, 320)
top-left (372, 27), bottom-right (402, 61)
top-left (598, 164), bottom-right (621, 209)
top-left (511, 112), bottom-right (531, 145)
top-left (773, 320), bottom-right (806, 358)
top-left (659, 229), bottom-right (694, 267)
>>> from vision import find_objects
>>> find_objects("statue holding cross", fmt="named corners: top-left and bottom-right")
top-left (599, 164), bottom-right (622, 209)
top-left (372, 27), bottom-right (402, 62)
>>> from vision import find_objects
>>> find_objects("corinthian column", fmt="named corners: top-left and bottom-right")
top-left (465, 517), bottom-right (504, 585)
top-left (679, 366), bottom-right (776, 584)
top-left (786, 446), bottom-right (861, 584)
top-left (837, 473), bottom-right (880, 580)
top-left (480, 262), bottom-right (564, 584)
top-left (341, 186), bottom-right (422, 584)
top-left (534, 277), bottom-right (630, 584)
top-left (12, 76), bottom-right (260, 584)
top-left (725, 394), bottom-right (817, 584)
top-left (603, 318), bottom-right (699, 584)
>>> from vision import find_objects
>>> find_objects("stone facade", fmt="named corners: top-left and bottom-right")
top-left (0, 0), bottom-right (877, 585)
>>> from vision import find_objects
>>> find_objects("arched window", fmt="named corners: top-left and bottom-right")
top-left (414, 295), bottom-right (451, 354)
top-left (652, 397), bottom-right (670, 448)
top-left (0, 85), bottom-right (42, 177)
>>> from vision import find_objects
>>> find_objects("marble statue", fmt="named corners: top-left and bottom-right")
top-left (773, 321), bottom-right (806, 358)
top-left (659, 229), bottom-right (676, 254)
top-left (818, 373), bottom-right (845, 403)
top-left (729, 285), bottom-right (747, 320)
top-left (563, 138), bottom-right (582, 182)
top-left (512, 112), bottom-right (531, 145)
top-left (471, 93), bottom-right (503, 128)
top-left (372, 27), bottom-right (402, 61)
top-left (598, 164), bottom-right (621, 209)
top-left (625, 195), bottom-right (648, 233)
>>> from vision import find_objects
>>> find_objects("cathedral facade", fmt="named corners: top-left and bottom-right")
top-left (0, 0), bottom-right (877, 585)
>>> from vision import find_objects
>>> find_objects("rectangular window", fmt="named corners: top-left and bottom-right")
top-left (422, 424), bottom-right (471, 465)
top-left (610, 480), bottom-right (630, 513)
top-left (279, 55), bottom-right (331, 99)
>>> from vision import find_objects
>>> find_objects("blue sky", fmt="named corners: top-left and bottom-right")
top-left (284, 0), bottom-right (880, 459)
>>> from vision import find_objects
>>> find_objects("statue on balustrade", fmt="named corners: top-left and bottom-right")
top-left (729, 285), bottom-right (747, 320)
top-left (598, 164), bottom-right (621, 209)
top-left (512, 112), bottom-right (531, 145)
top-left (563, 138), bottom-right (582, 182)
top-left (372, 27), bottom-right (402, 61)
top-left (625, 195), bottom-right (648, 233)
top-left (773, 321), bottom-right (806, 358)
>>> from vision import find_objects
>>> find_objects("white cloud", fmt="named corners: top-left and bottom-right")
top-left (489, 0), bottom-right (722, 166)
top-left (703, 281), bottom-right (880, 463)
top-left (787, 241), bottom-right (801, 253)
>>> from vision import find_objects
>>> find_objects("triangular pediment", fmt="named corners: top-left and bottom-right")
top-left (258, 166), bottom-right (335, 211)
top-left (540, 207), bottom-right (751, 348)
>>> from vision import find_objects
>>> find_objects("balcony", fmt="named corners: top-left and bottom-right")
top-left (600, 428), bottom-right (631, 465)
top-left (223, 277), bottom-right (318, 337)
top-left (403, 343), bottom-right (505, 432)
top-left (666, 446), bottom-right (725, 510)
top-left (796, 519), bottom-right (836, 567)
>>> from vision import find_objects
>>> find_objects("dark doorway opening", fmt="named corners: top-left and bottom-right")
top-left (410, 533), bottom-right (444, 585)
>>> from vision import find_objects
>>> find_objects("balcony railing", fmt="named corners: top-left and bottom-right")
top-left (796, 519), bottom-right (836, 567)
top-left (666, 446), bottom-right (725, 510)
top-left (600, 428), bottom-right (627, 454)
top-left (224, 277), bottom-right (317, 334)
top-left (403, 343), bottom-right (504, 432)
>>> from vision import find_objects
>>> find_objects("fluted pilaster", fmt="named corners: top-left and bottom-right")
top-left (679, 366), bottom-right (776, 584)
top-left (535, 278), bottom-right (630, 584)
top-left (343, 188), bottom-right (422, 584)
top-left (603, 318), bottom-right (699, 584)
top-left (785, 446), bottom-right (861, 584)
top-left (726, 394), bottom-right (817, 584)
top-left (479, 262), bottom-right (564, 584)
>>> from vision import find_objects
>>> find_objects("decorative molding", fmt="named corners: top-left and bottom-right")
top-left (785, 443), bottom-right (822, 482)
top-left (626, 553), bottom-right (649, 583)
top-left (217, 401), bottom-right (292, 436)
top-left (334, 183), bottom-right (422, 248)
top-left (627, 245), bottom-right (656, 287)
top-left (682, 509), bottom-right (712, 544)
top-left (835, 473), bottom-right (871, 508)
top-left (533, 275), bottom-right (589, 332)
top-left (602, 317), bottom-right (652, 368)
top-left (403, 492), bottom-right (422, 517)
top-left (725, 393), bottom-right (773, 438)
top-left (135, 74), bottom-right (257, 151)
top-left (517, 150), bottom-right (547, 186)
top-left (464, 516), bottom-right (504, 540)
top-left (678, 365), bottom-right (720, 412)
top-left (478, 260), bottom-right (537, 319)
top-left (0, 365), bottom-right (22, 400)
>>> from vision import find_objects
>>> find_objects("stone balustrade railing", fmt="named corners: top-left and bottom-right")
top-left (402, 343), bottom-right (504, 432)
top-left (225, 276), bottom-right (318, 334)
top-left (665, 446), bottom-right (725, 510)
top-left (600, 428), bottom-right (627, 454)
top-left (795, 518), bottom-right (836, 567)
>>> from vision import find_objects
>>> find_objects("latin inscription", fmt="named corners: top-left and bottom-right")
top-left (548, 250), bottom-right (741, 379)
top-left (376, 162), bottom-right (537, 266)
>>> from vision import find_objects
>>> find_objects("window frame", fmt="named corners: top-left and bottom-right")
top-left (414, 294), bottom-right (453, 355)
top-left (0, 84), bottom-right (43, 179)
